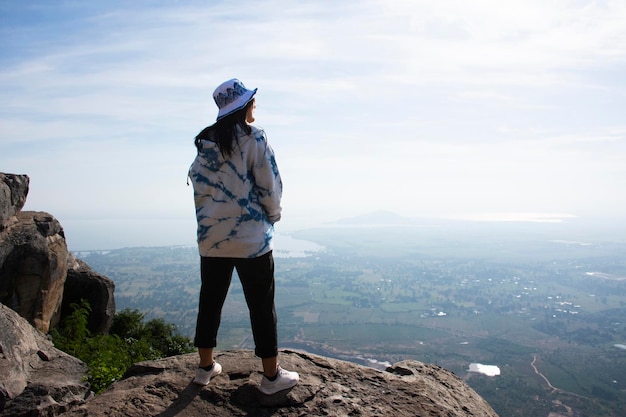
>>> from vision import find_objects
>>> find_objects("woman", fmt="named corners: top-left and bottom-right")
top-left (188, 78), bottom-right (299, 394)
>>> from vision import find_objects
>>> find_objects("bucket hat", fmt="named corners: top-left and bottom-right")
top-left (213, 78), bottom-right (257, 120)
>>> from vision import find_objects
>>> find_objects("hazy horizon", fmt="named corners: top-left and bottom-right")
top-left (60, 210), bottom-right (626, 252)
top-left (2, 1), bottom-right (625, 250)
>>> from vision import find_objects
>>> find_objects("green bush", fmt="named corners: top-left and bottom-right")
top-left (52, 302), bottom-right (194, 393)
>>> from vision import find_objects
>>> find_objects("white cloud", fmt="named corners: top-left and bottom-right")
top-left (1, 0), bottom-right (625, 248)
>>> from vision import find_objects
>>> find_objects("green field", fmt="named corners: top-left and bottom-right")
top-left (76, 224), bottom-right (626, 417)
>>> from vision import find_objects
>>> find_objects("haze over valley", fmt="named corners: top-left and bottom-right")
top-left (76, 212), bottom-right (626, 417)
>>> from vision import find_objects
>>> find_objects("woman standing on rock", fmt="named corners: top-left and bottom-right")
top-left (188, 78), bottom-right (299, 394)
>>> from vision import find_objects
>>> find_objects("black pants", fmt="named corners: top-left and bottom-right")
top-left (194, 251), bottom-right (278, 358)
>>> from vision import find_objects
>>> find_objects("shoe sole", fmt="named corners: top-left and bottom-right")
top-left (259, 379), bottom-right (298, 395)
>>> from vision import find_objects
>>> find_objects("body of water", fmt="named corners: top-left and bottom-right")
top-left (273, 234), bottom-right (325, 258)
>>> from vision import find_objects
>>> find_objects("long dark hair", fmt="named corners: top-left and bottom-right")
top-left (194, 100), bottom-right (254, 157)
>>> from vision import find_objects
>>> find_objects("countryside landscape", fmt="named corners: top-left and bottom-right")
top-left (75, 213), bottom-right (626, 417)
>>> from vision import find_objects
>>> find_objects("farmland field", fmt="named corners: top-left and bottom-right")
top-left (76, 222), bottom-right (626, 417)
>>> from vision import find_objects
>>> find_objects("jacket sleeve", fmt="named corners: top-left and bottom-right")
top-left (251, 130), bottom-right (283, 224)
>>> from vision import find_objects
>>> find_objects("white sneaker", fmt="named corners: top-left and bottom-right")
top-left (259, 366), bottom-right (299, 395)
top-left (193, 362), bottom-right (222, 385)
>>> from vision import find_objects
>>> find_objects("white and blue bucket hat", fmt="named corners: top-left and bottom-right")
top-left (213, 78), bottom-right (257, 120)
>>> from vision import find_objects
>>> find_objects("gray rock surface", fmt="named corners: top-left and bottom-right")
top-left (0, 303), bottom-right (92, 416)
top-left (0, 173), bottom-right (29, 229)
top-left (1, 172), bottom-right (115, 335)
top-left (0, 210), bottom-right (69, 333)
top-left (61, 349), bottom-right (499, 417)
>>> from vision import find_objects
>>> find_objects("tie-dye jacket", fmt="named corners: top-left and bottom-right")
top-left (188, 124), bottom-right (282, 258)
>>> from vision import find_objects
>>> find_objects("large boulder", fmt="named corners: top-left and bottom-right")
top-left (0, 211), bottom-right (69, 333)
top-left (61, 349), bottom-right (499, 417)
top-left (0, 172), bottom-right (116, 335)
top-left (0, 173), bottom-right (29, 230)
top-left (0, 303), bottom-right (92, 416)
top-left (63, 254), bottom-right (115, 335)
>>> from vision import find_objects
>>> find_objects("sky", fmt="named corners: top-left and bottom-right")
top-left (1, 0), bottom-right (625, 250)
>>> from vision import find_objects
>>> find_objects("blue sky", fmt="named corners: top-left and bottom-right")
top-left (1, 0), bottom-right (625, 249)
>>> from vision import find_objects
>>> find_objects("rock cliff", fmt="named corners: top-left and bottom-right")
top-left (1, 172), bottom-right (114, 414)
top-left (0, 173), bottom-right (114, 334)
top-left (62, 349), bottom-right (499, 417)
top-left (0, 172), bottom-right (499, 416)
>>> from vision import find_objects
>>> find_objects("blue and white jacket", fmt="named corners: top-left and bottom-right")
top-left (188, 124), bottom-right (282, 258)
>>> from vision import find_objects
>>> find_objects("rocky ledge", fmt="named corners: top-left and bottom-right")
top-left (62, 349), bottom-right (498, 417)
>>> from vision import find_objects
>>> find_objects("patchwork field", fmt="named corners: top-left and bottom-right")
top-left (76, 223), bottom-right (626, 417)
